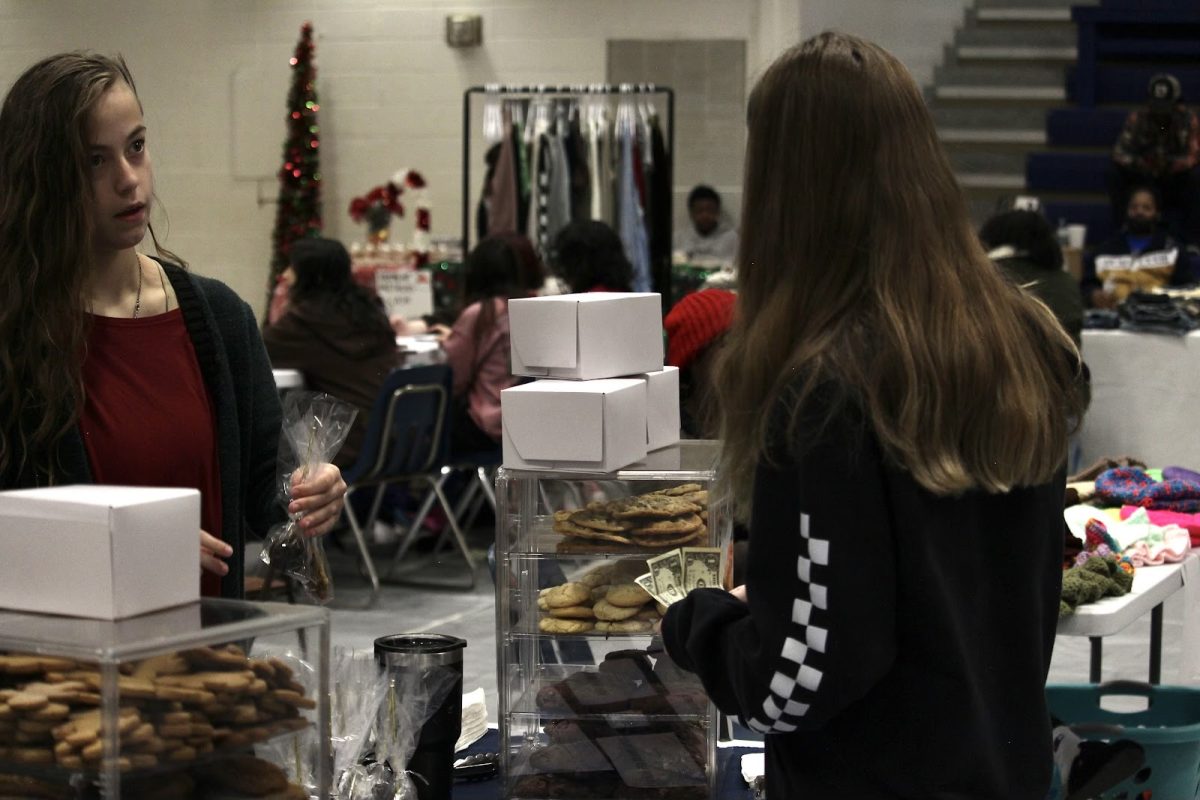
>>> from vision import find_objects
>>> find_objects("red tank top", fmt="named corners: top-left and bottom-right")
top-left (80, 309), bottom-right (224, 597)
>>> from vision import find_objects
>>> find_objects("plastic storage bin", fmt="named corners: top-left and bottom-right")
top-left (495, 440), bottom-right (730, 799)
top-left (1047, 681), bottom-right (1200, 799)
top-left (0, 598), bottom-right (330, 798)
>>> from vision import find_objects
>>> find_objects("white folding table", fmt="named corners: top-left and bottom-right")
top-left (1056, 553), bottom-right (1196, 683)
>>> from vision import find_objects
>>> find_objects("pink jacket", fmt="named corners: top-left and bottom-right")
top-left (442, 298), bottom-right (515, 441)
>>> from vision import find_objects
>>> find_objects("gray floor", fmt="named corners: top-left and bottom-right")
top-left (254, 516), bottom-right (1200, 729)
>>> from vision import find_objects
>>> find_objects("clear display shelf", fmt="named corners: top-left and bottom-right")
top-left (0, 598), bottom-right (330, 799)
top-left (496, 440), bottom-right (728, 799)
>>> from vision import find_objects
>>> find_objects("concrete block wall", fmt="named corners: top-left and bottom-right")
top-left (0, 1), bottom-right (963, 316)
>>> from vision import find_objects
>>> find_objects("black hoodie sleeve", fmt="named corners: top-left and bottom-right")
top-left (661, 399), bottom-right (898, 733)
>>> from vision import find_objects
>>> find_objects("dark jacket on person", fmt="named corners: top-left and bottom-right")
top-left (0, 262), bottom-right (284, 599)
top-left (996, 253), bottom-right (1084, 348)
top-left (1080, 228), bottom-right (1192, 302)
top-left (262, 297), bottom-right (402, 469)
top-left (662, 392), bottom-right (1065, 800)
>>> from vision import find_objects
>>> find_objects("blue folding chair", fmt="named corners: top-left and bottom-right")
top-left (341, 365), bottom-right (476, 606)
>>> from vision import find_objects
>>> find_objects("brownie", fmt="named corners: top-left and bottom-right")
top-left (595, 732), bottom-right (707, 790)
top-left (561, 671), bottom-right (632, 714)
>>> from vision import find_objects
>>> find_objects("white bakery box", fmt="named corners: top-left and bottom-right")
top-left (0, 485), bottom-right (199, 619)
top-left (509, 292), bottom-right (665, 380)
top-left (502, 371), bottom-right (680, 473)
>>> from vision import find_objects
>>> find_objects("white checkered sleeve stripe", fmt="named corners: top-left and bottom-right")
top-left (744, 511), bottom-right (832, 733)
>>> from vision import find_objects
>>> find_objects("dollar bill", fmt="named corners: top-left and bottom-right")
top-left (681, 547), bottom-right (722, 592)
top-left (647, 549), bottom-right (685, 605)
top-left (634, 572), bottom-right (672, 607)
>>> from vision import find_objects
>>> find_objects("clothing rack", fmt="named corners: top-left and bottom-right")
top-left (462, 83), bottom-right (675, 301)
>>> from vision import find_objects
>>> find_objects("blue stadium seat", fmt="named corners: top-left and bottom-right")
top-left (1026, 152), bottom-right (1110, 194)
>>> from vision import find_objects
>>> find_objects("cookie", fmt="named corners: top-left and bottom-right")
top-left (594, 620), bottom-right (654, 633)
top-left (567, 509), bottom-right (633, 533)
top-left (537, 595), bottom-right (549, 611)
top-left (272, 689), bottom-right (317, 710)
top-left (630, 513), bottom-right (704, 536)
top-left (542, 582), bottom-right (590, 609)
top-left (593, 599), bottom-right (642, 621)
top-left (538, 618), bottom-right (594, 634)
top-left (588, 585), bottom-right (611, 604)
top-left (547, 605), bottom-right (595, 620)
top-left (7, 693), bottom-right (47, 712)
top-left (180, 646), bottom-right (249, 671)
top-left (10, 746), bottom-right (54, 765)
top-left (131, 653), bottom-right (189, 680)
top-left (605, 583), bottom-right (652, 608)
top-left (634, 606), bottom-right (662, 621)
top-left (578, 565), bottom-right (616, 587)
top-left (0, 655), bottom-right (47, 675)
top-left (677, 489), bottom-right (709, 508)
top-left (649, 483), bottom-right (703, 497)
top-left (552, 519), bottom-right (634, 544)
top-left (28, 702), bottom-right (70, 722)
top-left (0, 773), bottom-right (69, 799)
top-left (608, 493), bottom-right (700, 519)
top-left (631, 529), bottom-right (706, 548)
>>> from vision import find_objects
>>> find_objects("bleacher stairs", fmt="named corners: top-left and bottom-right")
top-left (931, 0), bottom-right (1199, 245)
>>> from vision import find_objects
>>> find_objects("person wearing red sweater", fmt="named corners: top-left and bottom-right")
top-left (0, 53), bottom-right (346, 597)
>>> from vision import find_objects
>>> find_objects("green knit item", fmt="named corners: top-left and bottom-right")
top-left (1059, 554), bottom-right (1134, 617)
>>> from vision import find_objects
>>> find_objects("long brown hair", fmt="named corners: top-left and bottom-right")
top-left (715, 32), bottom-right (1083, 520)
top-left (0, 52), bottom-right (178, 483)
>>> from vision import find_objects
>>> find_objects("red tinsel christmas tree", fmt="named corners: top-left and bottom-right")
top-left (267, 21), bottom-right (322, 304)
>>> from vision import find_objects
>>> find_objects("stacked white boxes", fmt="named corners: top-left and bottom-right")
top-left (502, 292), bottom-right (681, 472)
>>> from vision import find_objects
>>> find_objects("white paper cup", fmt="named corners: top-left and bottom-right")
top-left (1066, 224), bottom-right (1087, 249)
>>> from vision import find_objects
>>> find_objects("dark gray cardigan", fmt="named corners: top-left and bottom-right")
top-left (1, 262), bottom-right (284, 598)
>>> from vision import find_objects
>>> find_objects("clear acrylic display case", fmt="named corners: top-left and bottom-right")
top-left (0, 599), bottom-right (330, 799)
top-left (495, 440), bottom-right (728, 800)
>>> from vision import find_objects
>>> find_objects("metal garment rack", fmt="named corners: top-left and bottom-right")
top-left (461, 83), bottom-right (675, 299)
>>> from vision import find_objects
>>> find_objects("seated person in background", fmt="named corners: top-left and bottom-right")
top-left (262, 237), bottom-right (402, 469)
top-left (664, 288), bottom-right (736, 438)
top-left (979, 210), bottom-right (1084, 346)
top-left (549, 219), bottom-right (633, 293)
top-left (1108, 73), bottom-right (1200, 243)
top-left (442, 235), bottom-right (544, 454)
top-left (1081, 185), bottom-right (1194, 309)
top-left (673, 184), bottom-right (739, 265)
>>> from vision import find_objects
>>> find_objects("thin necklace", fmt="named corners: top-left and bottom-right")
top-left (131, 258), bottom-right (143, 318)
top-left (157, 262), bottom-right (170, 313)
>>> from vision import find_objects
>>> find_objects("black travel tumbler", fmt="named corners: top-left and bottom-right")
top-left (373, 634), bottom-right (467, 800)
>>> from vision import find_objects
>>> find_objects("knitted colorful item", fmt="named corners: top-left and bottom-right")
top-left (1084, 518), bottom-right (1122, 553)
top-left (1094, 467), bottom-right (1200, 513)
top-left (1120, 504), bottom-right (1200, 546)
top-left (1059, 554), bottom-right (1135, 617)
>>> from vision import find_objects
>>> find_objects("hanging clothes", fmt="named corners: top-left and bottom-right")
top-left (486, 107), bottom-right (519, 236)
top-left (618, 134), bottom-right (652, 293)
top-left (648, 112), bottom-right (673, 285)
top-left (544, 104), bottom-right (574, 248)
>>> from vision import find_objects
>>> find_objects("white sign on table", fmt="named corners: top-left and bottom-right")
top-left (375, 268), bottom-right (434, 320)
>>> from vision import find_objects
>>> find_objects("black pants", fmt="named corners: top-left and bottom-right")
top-left (449, 397), bottom-right (501, 458)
